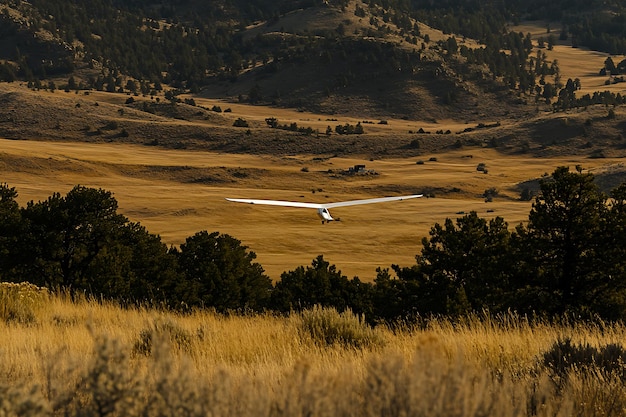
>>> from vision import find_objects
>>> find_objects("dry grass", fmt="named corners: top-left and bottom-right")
top-left (2, 135), bottom-right (623, 280)
top-left (2, 290), bottom-right (626, 416)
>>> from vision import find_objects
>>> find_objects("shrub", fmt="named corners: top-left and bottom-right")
top-left (233, 118), bottom-right (249, 128)
top-left (298, 306), bottom-right (384, 349)
top-left (543, 338), bottom-right (626, 380)
top-left (608, 108), bottom-right (616, 119)
top-left (520, 187), bottom-right (533, 201)
top-left (0, 282), bottom-right (48, 324)
top-left (483, 187), bottom-right (499, 202)
top-left (103, 121), bottom-right (119, 130)
top-left (589, 149), bottom-right (606, 158)
top-left (132, 319), bottom-right (194, 356)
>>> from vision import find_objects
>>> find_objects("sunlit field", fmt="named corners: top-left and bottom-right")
top-left (3, 137), bottom-right (622, 280)
top-left (2, 286), bottom-right (626, 416)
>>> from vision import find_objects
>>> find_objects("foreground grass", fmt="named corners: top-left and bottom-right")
top-left (2, 284), bottom-right (626, 416)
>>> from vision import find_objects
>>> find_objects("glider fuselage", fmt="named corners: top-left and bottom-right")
top-left (317, 207), bottom-right (334, 223)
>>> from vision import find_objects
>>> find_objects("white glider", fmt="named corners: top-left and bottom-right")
top-left (226, 194), bottom-right (423, 223)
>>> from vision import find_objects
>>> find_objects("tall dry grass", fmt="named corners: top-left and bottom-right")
top-left (2, 283), bottom-right (626, 416)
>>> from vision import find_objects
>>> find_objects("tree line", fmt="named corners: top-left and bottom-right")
top-left (3, 166), bottom-right (626, 322)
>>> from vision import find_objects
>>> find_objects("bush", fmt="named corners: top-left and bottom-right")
top-left (520, 187), bottom-right (533, 201)
top-left (543, 338), bottom-right (626, 380)
top-left (0, 282), bottom-right (48, 324)
top-left (132, 319), bottom-right (194, 356)
top-left (233, 118), bottom-right (249, 128)
top-left (483, 187), bottom-right (499, 202)
top-left (298, 306), bottom-right (384, 349)
top-left (103, 121), bottom-right (119, 130)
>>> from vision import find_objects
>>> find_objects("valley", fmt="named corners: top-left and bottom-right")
top-left (2, 135), bottom-right (623, 280)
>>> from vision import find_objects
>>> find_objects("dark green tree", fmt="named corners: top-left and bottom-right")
top-left (388, 212), bottom-right (512, 318)
top-left (605, 56), bottom-right (618, 75)
top-left (248, 84), bottom-right (262, 104)
top-left (512, 166), bottom-right (608, 316)
top-left (174, 231), bottom-right (272, 312)
top-left (85, 221), bottom-right (179, 305)
top-left (270, 255), bottom-right (373, 316)
top-left (370, 266), bottom-right (421, 324)
top-left (0, 184), bottom-right (22, 278)
top-left (18, 186), bottom-right (129, 290)
top-left (592, 183), bottom-right (626, 319)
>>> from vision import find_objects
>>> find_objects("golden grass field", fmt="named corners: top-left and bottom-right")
top-left (3, 136), bottom-right (623, 280)
top-left (2, 284), bottom-right (626, 416)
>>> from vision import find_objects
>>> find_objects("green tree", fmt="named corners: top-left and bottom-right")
top-left (270, 255), bottom-right (373, 316)
top-left (86, 221), bottom-right (179, 305)
top-left (0, 184), bottom-right (21, 278)
top-left (18, 186), bottom-right (129, 290)
top-left (67, 76), bottom-right (77, 90)
top-left (390, 212), bottom-right (512, 317)
top-left (370, 266), bottom-right (421, 324)
top-left (174, 231), bottom-right (271, 312)
top-left (512, 166), bottom-right (608, 316)
top-left (605, 56), bottom-right (618, 75)
top-left (593, 184), bottom-right (626, 319)
top-left (248, 84), bottom-right (262, 104)
top-left (125, 79), bottom-right (137, 94)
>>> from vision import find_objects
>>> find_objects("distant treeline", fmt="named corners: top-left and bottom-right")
top-left (3, 166), bottom-right (626, 322)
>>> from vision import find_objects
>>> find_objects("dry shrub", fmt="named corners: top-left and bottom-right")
top-left (0, 383), bottom-right (49, 417)
top-left (31, 335), bottom-right (577, 417)
top-left (298, 305), bottom-right (384, 349)
top-left (543, 337), bottom-right (626, 381)
top-left (0, 282), bottom-right (48, 324)
top-left (132, 318), bottom-right (194, 356)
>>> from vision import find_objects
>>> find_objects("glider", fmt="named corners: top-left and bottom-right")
top-left (226, 194), bottom-right (423, 223)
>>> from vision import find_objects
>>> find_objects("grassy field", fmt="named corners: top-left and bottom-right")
top-left (2, 284), bottom-right (626, 416)
top-left (3, 137), bottom-right (622, 280)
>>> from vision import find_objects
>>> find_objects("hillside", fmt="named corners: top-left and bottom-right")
top-left (0, 0), bottom-right (549, 121)
top-left (0, 0), bottom-right (625, 127)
